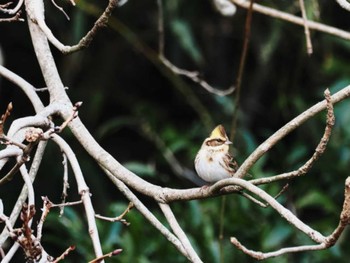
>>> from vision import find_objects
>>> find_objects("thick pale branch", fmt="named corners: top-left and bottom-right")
top-left (102, 168), bottom-right (191, 260)
top-left (159, 203), bottom-right (202, 263)
top-left (335, 0), bottom-right (350, 11)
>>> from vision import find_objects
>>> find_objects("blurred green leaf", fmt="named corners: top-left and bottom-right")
top-left (263, 223), bottom-right (293, 250)
top-left (170, 18), bottom-right (203, 64)
top-left (296, 191), bottom-right (337, 214)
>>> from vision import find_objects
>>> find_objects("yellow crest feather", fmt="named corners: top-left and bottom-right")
top-left (209, 124), bottom-right (227, 139)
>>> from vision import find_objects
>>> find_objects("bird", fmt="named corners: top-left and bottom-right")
top-left (194, 124), bottom-right (238, 183)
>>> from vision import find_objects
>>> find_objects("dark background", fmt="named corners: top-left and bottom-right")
top-left (1, 0), bottom-right (350, 262)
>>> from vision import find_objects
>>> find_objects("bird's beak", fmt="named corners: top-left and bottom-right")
top-left (225, 140), bottom-right (232, 145)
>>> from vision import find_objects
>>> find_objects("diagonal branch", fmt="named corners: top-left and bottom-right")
top-left (247, 89), bottom-right (334, 185)
top-left (159, 203), bottom-right (202, 263)
top-left (102, 168), bottom-right (193, 261)
top-left (231, 0), bottom-right (350, 40)
top-left (230, 175), bottom-right (350, 260)
top-left (299, 0), bottom-right (313, 55)
top-left (157, 0), bottom-right (235, 96)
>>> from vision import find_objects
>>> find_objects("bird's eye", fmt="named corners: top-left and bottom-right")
top-left (216, 139), bottom-right (223, 143)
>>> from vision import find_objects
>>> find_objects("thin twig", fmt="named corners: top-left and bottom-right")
top-left (37, 197), bottom-right (52, 242)
top-left (156, 0), bottom-right (234, 96)
top-left (238, 184), bottom-right (289, 208)
top-left (160, 56), bottom-right (235, 96)
top-left (157, 0), bottom-right (164, 57)
top-left (140, 121), bottom-right (204, 185)
top-left (88, 249), bottom-right (123, 263)
top-left (0, 141), bottom-right (47, 246)
top-left (299, 0), bottom-right (313, 55)
top-left (230, 0), bottom-right (254, 142)
top-left (0, 102), bottom-right (13, 135)
top-left (60, 153), bottom-right (69, 216)
top-left (51, 200), bottom-right (83, 208)
top-left (27, 0), bottom-right (119, 54)
top-left (0, 141), bottom-right (38, 186)
top-left (50, 0), bottom-right (70, 20)
top-left (231, 0), bottom-right (350, 40)
top-left (95, 202), bottom-right (133, 226)
top-left (0, 0), bottom-right (23, 15)
top-left (52, 245), bottom-right (76, 263)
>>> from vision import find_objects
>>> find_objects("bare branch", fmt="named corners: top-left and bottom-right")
top-left (37, 197), bottom-right (52, 242)
top-left (230, 0), bottom-right (254, 141)
top-left (51, 134), bottom-right (103, 259)
top-left (50, 0), bottom-right (70, 20)
top-left (60, 153), bottom-right (69, 216)
top-left (299, 0), bottom-right (313, 55)
top-left (335, 0), bottom-right (350, 11)
top-left (230, 176), bottom-right (350, 259)
top-left (0, 0), bottom-right (23, 15)
top-left (0, 141), bottom-right (47, 246)
top-left (26, 0), bottom-right (119, 54)
top-left (0, 65), bottom-right (44, 112)
top-left (88, 249), bottom-right (123, 263)
top-left (95, 202), bottom-right (133, 226)
top-left (160, 56), bottom-right (235, 96)
top-left (0, 102), bottom-right (13, 134)
top-left (102, 168), bottom-right (192, 260)
top-left (231, 0), bottom-right (350, 40)
top-left (52, 245), bottom-right (76, 263)
top-left (51, 200), bottom-right (83, 208)
top-left (247, 89), bottom-right (334, 185)
top-left (157, 0), bottom-right (235, 96)
top-left (159, 203), bottom-right (203, 263)
top-left (0, 10), bottom-right (24, 22)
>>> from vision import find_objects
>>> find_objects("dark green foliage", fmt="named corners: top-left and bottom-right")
top-left (1, 0), bottom-right (350, 262)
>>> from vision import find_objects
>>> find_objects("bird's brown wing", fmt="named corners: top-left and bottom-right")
top-left (223, 152), bottom-right (238, 176)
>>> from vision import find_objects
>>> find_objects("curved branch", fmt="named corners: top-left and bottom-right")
top-left (25, 0), bottom-right (119, 54)
top-left (0, 0), bottom-right (24, 15)
top-left (214, 177), bottom-right (326, 243)
top-left (230, 175), bottom-right (350, 260)
top-left (335, 0), bottom-right (350, 11)
top-left (235, 85), bottom-right (349, 179)
top-left (67, 85), bottom-right (350, 203)
top-left (0, 65), bottom-right (44, 112)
